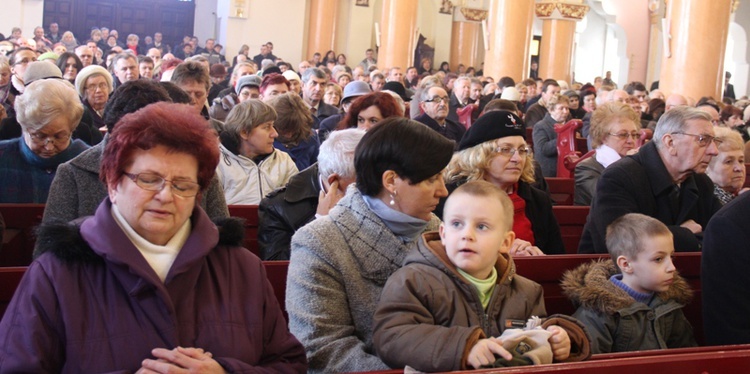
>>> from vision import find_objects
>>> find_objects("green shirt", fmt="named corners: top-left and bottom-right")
top-left (458, 267), bottom-right (498, 310)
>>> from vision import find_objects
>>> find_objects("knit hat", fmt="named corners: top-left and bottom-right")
top-left (382, 81), bottom-right (411, 101)
top-left (23, 61), bottom-right (62, 86)
top-left (341, 80), bottom-right (372, 103)
top-left (282, 70), bottom-right (301, 82)
top-left (458, 110), bottom-right (525, 151)
top-left (209, 63), bottom-right (227, 78)
top-left (74, 65), bottom-right (113, 97)
top-left (500, 86), bottom-right (521, 101)
top-left (37, 52), bottom-right (60, 62)
top-left (263, 66), bottom-right (282, 76)
top-left (236, 74), bottom-right (262, 94)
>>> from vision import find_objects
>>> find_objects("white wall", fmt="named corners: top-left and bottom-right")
top-left (574, 10), bottom-right (607, 84)
top-left (194, 0), bottom-right (218, 46)
top-left (725, 22), bottom-right (748, 98)
top-left (214, 0), bottom-right (308, 65)
top-left (1, 0), bottom-right (44, 39)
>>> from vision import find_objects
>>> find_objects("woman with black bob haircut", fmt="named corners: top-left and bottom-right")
top-left (286, 117), bottom-right (454, 373)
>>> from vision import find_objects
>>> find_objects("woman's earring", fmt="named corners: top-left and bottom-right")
top-left (389, 190), bottom-right (397, 206)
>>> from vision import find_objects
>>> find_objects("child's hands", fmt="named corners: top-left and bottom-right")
top-left (467, 338), bottom-right (512, 369)
top-left (546, 325), bottom-right (571, 361)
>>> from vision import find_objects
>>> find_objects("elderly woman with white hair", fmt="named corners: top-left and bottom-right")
top-left (707, 126), bottom-right (747, 205)
top-left (258, 128), bottom-right (366, 260)
top-left (75, 65), bottom-right (113, 131)
top-left (0, 79), bottom-right (88, 202)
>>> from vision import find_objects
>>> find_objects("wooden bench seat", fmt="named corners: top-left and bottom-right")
top-left (551, 205), bottom-right (589, 254)
top-left (0, 266), bottom-right (27, 317)
top-left (546, 177), bottom-right (575, 206)
top-left (0, 204), bottom-right (45, 267)
top-left (227, 205), bottom-right (260, 257)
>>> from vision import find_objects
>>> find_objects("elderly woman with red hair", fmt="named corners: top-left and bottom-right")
top-left (0, 102), bottom-right (307, 372)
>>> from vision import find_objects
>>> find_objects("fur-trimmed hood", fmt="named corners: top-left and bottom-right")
top-left (35, 215), bottom-right (246, 264)
top-left (561, 259), bottom-right (692, 314)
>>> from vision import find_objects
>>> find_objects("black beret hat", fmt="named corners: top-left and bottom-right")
top-left (458, 110), bottom-right (526, 151)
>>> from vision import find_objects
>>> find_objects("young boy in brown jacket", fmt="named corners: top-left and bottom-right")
top-left (373, 180), bottom-right (589, 371)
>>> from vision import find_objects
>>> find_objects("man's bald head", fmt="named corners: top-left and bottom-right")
top-left (607, 89), bottom-right (630, 104)
top-left (665, 94), bottom-right (688, 111)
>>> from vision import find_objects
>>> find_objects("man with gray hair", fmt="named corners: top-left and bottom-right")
top-left (302, 67), bottom-right (339, 124)
top-left (258, 128), bottom-right (366, 260)
top-left (579, 106), bottom-right (722, 254)
top-left (447, 76), bottom-right (472, 123)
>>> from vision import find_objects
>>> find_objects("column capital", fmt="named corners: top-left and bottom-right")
top-left (455, 7), bottom-right (488, 22)
top-left (535, 0), bottom-right (589, 21)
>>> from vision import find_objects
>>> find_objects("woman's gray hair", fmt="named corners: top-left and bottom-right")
top-left (653, 106), bottom-right (713, 149)
top-left (545, 94), bottom-right (569, 111)
top-left (223, 99), bottom-right (277, 142)
top-left (318, 128), bottom-right (366, 180)
top-left (15, 79), bottom-right (83, 132)
top-left (713, 126), bottom-right (744, 152)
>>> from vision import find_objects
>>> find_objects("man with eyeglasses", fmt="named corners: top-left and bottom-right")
top-left (414, 86), bottom-right (465, 148)
top-left (579, 106), bottom-right (722, 254)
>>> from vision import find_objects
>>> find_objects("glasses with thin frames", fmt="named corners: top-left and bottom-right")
top-left (671, 132), bottom-right (722, 147)
top-left (86, 82), bottom-right (109, 92)
top-left (494, 146), bottom-right (530, 157)
top-left (123, 172), bottom-right (201, 198)
top-left (27, 130), bottom-right (71, 146)
top-left (608, 132), bottom-right (639, 141)
top-left (425, 96), bottom-right (449, 104)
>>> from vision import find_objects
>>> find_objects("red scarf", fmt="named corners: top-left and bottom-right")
top-left (508, 185), bottom-right (535, 244)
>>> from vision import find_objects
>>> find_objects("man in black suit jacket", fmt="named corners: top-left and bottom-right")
top-left (579, 107), bottom-right (722, 254)
top-left (414, 86), bottom-right (465, 148)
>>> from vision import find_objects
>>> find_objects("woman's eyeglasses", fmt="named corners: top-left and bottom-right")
top-left (608, 132), bottom-right (640, 140)
top-left (494, 146), bottom-right (530, 157)
top-left (123, 172), bottom-right (201, 198)
top-left (27, 131), bottom-right (71, 146)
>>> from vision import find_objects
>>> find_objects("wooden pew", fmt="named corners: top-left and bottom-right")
top-left (551, 205), bottom-right (589, 254)
top-left (263, 260), bottom-right (289, 320)
top-left (0, 266), bottom-right (27, 318)
top-left (0, 204), bottom-right (45, 267)
top-left (227, 205), bottom-right (260, 257)
top-left (546, 177), bottom-right (575, 206)
top-left (363, 345), bottom-right (750, 373)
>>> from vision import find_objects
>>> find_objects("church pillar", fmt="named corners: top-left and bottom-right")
top-left (659, 0), bottom-right (733, 100)
top-left (535, 0), bottom-right (589, 83)
top-left (378, 0), bottom-right (418, 70)
top-left (449, 7), bottom-right (486, 74)
top-left (483, 0), bottom-right (535, 82)
top-left (306, 0), bottom-right (339, 61)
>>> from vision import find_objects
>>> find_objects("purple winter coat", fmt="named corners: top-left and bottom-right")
top-left (0, 200), bottom-right (307, 373)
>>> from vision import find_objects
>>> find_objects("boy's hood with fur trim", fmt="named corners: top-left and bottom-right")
top-left (561, 260), bottom-right (692, 314)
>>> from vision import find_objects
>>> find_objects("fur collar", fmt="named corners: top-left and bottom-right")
top-left (561, 260), bottom-right (692, 314)
top-left (34, 217), bottom-right (245, 264)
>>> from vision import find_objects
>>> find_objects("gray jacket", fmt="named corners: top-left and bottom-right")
top-left (574, 156), bottom-right (605, 206)
top-left (286, 186), bottom-right (440, 373)
top-left (44, 138), bottom-right (229, 224)
top-left (532, 113), bottom-right (560, 178)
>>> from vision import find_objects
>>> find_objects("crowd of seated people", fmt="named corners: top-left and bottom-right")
top-left (4, 21), bottom-right (750, 372)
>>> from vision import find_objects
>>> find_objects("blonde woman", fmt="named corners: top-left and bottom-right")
top-left (707, 126), bottom-right (747, 204)
top-left (575, 102), bottom-right (640, 205)
top-left (443, 110), bottom-right (565, 255)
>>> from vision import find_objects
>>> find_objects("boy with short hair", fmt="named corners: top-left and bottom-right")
top-left (373, 181), bottom-right (589, 371)
top-left (562, 213), bottom-right (697, 354)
